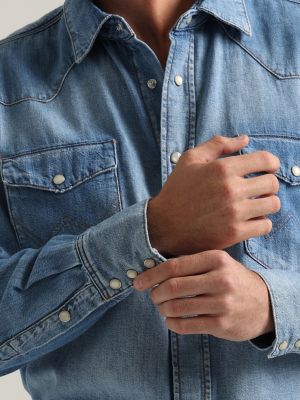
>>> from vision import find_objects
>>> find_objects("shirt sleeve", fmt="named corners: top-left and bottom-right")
top-left (247, 265), bottom-right (300, 358)
top-left (0, 196), bottom-right (167, 376)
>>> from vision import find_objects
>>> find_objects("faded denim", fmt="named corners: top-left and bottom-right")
top-left (0, 0), bottom-right (300, 398)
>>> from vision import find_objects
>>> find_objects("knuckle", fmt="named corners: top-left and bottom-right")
top-left (214, 315), bottom-right (230, 332)
top-left (212, 134), bottom-right (227, 146)
top-left (167, 258), bottom-right (181, 276)
top-left (221, 181), bottom-right (236, 200)
top-left (180, 149), bottom-right (196, 165)
top-left (213, 250), bottom-right (230, 268)
top-left (220, 294), bottom-right (234, 313)
top-left (217, 272), bottom-right (235, 291)
top-left (259, 151), bottom-right (279, 170)
top-left (264, 218), bottom-right (273, 235)
top-left (213, 159), bottom-right (230, 177)
top-left (171, 300), bottom-right (185, 316)
top-left (168, 278), bottom-right (180, 295)
top-left (269, 174), bottom-right (280, 193)
top-left (226, 202), bottom-right (240, 219)
top-left (225, 222), bottom-right (241, 241)
top-left (270, 195), bottom-right (281, 212)
top-left (259, 150), bottom-right (273, 164)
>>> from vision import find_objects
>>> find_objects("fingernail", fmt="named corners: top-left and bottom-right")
top-left (237, 134), bottom-right (248, 140)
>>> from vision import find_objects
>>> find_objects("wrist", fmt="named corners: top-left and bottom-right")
top-left (146, 197), bottom-right (174, 258)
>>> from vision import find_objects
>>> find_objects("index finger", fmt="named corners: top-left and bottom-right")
top-left (133, 250), bottom-right (220, 291)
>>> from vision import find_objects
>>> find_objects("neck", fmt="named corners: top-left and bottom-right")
top-left (94, 0), bottom-right (195, 67)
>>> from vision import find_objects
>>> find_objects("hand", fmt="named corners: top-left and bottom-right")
top-left (147, 134), bottom-right (281, 257)
top-left (133, 250), bottom-right (275, 341)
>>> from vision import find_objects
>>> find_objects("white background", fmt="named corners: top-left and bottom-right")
top-left (0, 2), bottom-right (64, 398)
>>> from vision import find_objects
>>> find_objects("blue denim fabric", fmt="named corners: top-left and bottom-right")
top-left (0, 0), bottom-right (300, 398)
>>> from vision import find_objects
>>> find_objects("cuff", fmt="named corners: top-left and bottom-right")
top-left (247, 265), bottom-right (300, 358)
top-left (76, 198), bottom-right (168, 300)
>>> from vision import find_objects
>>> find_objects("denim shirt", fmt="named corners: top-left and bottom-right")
top-left (0, 0), bottom-right (300, 398)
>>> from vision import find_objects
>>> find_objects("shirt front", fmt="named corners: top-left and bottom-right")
top-left (0, 0), bottom-right (300, 398)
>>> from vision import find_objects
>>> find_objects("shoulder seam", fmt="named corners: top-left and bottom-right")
top-left (0, 7), bottom-right (64, 46)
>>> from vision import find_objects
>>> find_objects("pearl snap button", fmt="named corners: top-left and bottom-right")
top-left (147, 79), bottom-right (157, 89)
top-left (126, 269), bottom-right (138, 279)
top-left (144, 258), bottom-right (156, 268)
top-left (291, 165), bottom-right (300, 177)
top-left (116, 23), bottom-right (123, 31)
top-left (186, 16), bottom-right (193, 24)
top-left (175, 75), bottom-right (183, 86)
top-left (59, 310), bottom-right (71, 323)
top-left (170, 151), bottom-right (182, 164)
top-left (294, 339), bottom-right (300, 348)
top-left (52, 174), bottom-right (65, 185)
top-left (278, 340), bottom-right (288, 351)
top-left (109, 278), bottom-right (122, 289)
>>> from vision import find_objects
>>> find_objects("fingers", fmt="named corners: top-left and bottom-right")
top-left (239, 216), bottom-right (273, 240)
top-left (133, 250), bottom-right (230, 291)
top-left (158, 295), bottom-right (222, 317)
top-left (188, 134), bottom-right (249, 164)
top-left (242, 173), bottom-right (280, 198)
top-left (150, 273), bottom-right (218, 304)
top-left (239, 195), bottom-right (281, 220)
top-left (222, 151), bottom-right (280, 177)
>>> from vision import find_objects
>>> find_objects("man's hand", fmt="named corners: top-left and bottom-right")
top-left (147, 134), bottom-right (281, 257)
top-left (133, 250), bottom-right (275, 341)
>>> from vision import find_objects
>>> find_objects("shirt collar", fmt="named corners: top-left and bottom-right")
top-left (64, 0), bottom-right (252, 64)
top-left (195, 0), bottom-right (252, 36)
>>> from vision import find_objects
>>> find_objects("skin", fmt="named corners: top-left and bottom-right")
top-left (94, 0), bottom-right (195, 67)
top-left (95, 1), bottom-right (280, 339)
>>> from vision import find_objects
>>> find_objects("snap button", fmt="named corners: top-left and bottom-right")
top-left (186, 16), bottom-right (193, 24)
top-left (144, 258), bottom-right (156, 268)
top-left (147, 79), bottom-right (157, 89)
top-left (109, 278), bottom-right (122, 289)
top-left (59, 310), bottom-right (71, 323)
top-left (294, 339), bottom-right (300, 348)
top-left (174, 75), bottom-right (183, 86)
top-left (170, 151), bottom-right (181, 164)
top-left (116, 23), bottom-right (123, 31)
top-left (291, 165), bottom-right (300, 177)
top-left (126, 269), bottom-right (138, 279)
top-left (278, 340), bottom-right (288, 351)
top-left (52, 174), bottom-right (65, 185)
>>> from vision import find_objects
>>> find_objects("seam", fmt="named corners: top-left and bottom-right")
top-left (2, 166), bottom-right (117, 192)
top-left (222, 24), bottom-right (300, 79)
top-left (63, 3), bottom-right (77, 62)
top-left (75, 232), bottom-right (111, 300)
top-left (240, 0), bottom-right (252, 35)
top-left (166, 34), bottom-right (177, 178)
top-left (75, 234), bottom-right (104, 299)
top-left (0, 59), bottom-right (76, 106)
top-left (0, 8), bottom-right (63, 46)
top-left (1, 183), bottom-right (22, 250)
top-left (1, 138), bottom-right (116, 160)
top-left (0, 283), bottom-right (93, 351)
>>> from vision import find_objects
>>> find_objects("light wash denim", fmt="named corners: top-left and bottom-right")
top-left (0, 0), bottom-right (300, 398)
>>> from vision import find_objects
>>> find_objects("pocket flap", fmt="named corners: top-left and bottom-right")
top-left (1, 139), bottom-right (117, 193)
top-left (240, 135), bottom-right (300, 185)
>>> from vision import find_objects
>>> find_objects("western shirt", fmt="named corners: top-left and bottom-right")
top-left (0, 0), bottom-right (300, 398)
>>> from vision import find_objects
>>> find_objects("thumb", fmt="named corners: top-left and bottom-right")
top-left (192, 134), bottom-right (249, 164)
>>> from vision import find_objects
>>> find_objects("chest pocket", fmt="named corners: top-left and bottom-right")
top-left (240, 134), bottom-right (300, 271)
top-left (1, 139), bottom-right (122, 248)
